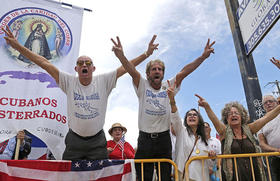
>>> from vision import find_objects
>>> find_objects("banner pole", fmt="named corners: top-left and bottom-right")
top-left (14, 138), bottom-right (21, 160)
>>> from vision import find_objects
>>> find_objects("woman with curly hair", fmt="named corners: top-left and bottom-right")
top-left (167, 81), bottom-right (214, 181)
top-left (196, 94), bottom-right (280, 181)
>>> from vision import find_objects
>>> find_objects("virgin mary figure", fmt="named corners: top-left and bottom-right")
top-left (18, 24), bottom-right (51, 63)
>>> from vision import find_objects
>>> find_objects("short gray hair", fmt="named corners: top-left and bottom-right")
top-left (262, 94), bottom-right (277, 105)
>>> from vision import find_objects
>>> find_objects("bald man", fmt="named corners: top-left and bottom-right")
top-left (258, 95), bottom-right (280, 180)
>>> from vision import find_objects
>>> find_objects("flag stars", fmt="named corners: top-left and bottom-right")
top-left (87, 161), bottom-right (92, 167)
top-left (74, 162), bottom-right (80, 168)
top-left (99, 160), bottom-right (103, 166)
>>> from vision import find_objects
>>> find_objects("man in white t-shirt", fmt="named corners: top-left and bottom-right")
top-left (2, 26), bottom-right (159, 160)
top-left (204, 122), bottom-right (221, 181)
top-left (258, 95), bottom-right (280, 180)
top-left (112, 36), bottom-right (215, 181)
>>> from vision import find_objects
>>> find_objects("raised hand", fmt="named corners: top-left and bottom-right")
top-left (270, 57), bottom-right (280, 70)
top-left (146, 35), bottom-right (159, 56)
top-left (201, 39), bottom-right (215, 59)
top-left (111, 36), bottom-right (125, 59)
top-left (195, 94), bottom-right (209, 108)
top-left (2, 25), bottom-right (20, 49)
top-left (107, 147), bottom-right (113, 153)
top-left (167, 80), bottom-right (176, 100)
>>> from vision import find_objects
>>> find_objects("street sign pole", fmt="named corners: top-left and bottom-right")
top-left (224, 0), bottom-right (265, 122)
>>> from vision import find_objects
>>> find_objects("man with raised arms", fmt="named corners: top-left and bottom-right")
top-left (111, 36), bottom-right (215, 181)
top-left (2, 26), bottom-right (158, 160)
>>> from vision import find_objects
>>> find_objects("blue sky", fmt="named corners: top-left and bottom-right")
top-left (62, 0), bottom-right (280, 148)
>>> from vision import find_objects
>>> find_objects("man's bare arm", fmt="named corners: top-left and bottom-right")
top-left (258, 133), bottom-right (280, 152)
top-left (249, 105), bottom-right (280, 134)
top-left (2, 26), bottom-right (59, 83)
top-left (176, 39), bottom-right (215, 87)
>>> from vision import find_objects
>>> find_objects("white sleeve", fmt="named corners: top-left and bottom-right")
top-left (217, 139), bottom-right (222, 154)
top-left (171, 110), bottom-right (184, 135)
top-left (133, 75), bottom-right (145, 98)
top-left (257, 128), bottom-right (264, 136)
top-left (99, 70), bottom-right (117, 95)
top-left (58, 71), bottom-right (73, 93)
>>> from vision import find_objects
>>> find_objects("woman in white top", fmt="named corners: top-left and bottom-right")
top-left (167, 81), bottom-right (214, 181)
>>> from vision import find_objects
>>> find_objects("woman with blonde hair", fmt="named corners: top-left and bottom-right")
top-left (196, 94), bottom-right (280, 181)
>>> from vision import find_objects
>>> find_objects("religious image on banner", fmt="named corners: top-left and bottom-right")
top-left (0, 0), bottom-right (83, 160)
top-left (1, 7), bottom-right (72, 67)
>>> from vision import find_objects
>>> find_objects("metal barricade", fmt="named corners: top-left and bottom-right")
top-left (184, 152), bottom-right (280, 181)
top-left (134, 158), bottom-right (179, 181)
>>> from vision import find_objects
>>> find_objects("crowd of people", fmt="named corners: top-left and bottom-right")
top-left (1, 25), bottom-right (280, 181)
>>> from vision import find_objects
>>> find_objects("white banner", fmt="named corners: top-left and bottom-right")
top-left (0, 0), bottom-right (84, 159)
top-left (237, 0), bottom-right (280, 54)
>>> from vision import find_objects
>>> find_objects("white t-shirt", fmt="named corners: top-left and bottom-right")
top-left (59, 70), bottom-right (117, 137)
top-left (208, 137), bottom-right (221, 155)
top-left (171, 111), bottom-right (210, 181)
top-left (134, 76), bottom-right (179, 133)
top-left (207, 136), bottom-right (221, 169)
top-left (258, 114), bottom-right (280, 149)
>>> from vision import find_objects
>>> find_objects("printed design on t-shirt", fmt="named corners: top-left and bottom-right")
top-left (145, 89), bottom-right (167, 116)
top-left (73, 92), bottom-right (100, 119)
top-left (74, 93), bottom-right (100, 101)
top-left (210, 144), bottom-right (217, 150)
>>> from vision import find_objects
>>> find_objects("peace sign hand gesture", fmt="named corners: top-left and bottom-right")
top-left (167, 80), bottom-right (176, 100)
top-left (270, 57), bottom-right (280, 70)
top-left (201, 38), bottom-right (215, 59)
top-left (2, 25), bottom-right (20, 49)
top-left (146, 35), bottom-right (159, 57)
top-left (111, 36), bottom-right (125, 59)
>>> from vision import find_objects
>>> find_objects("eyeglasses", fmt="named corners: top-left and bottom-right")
top-left (263, 100), bottom-right (277, 105)
top-left (187, 113), bottom-right (198, 117)
top-left (228, 112), bottom-right (240, 116)
top-left (76, 60), bottom-right (93, 66)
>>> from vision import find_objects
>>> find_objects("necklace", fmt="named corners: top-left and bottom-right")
top-left (195, 147), bottom-right (200, 154)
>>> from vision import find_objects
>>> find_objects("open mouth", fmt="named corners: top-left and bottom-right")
top-left (82, 69), bottom-right (88, 74)
top-left (154, 75), bottom-right (160, 80)
top-left (188, 118), bottom-right (196, 122)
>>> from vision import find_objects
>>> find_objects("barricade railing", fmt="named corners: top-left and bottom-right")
top-left (184, 152), bottom-right (280, 181)
top-left (134, 158), bottom-right (179, 181)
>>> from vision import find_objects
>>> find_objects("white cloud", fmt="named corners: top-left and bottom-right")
top-left (59, 0), bottom-right (276, 147)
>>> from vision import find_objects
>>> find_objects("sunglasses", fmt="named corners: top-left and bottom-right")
top-left (76, 60), bottom-right (93, 66)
